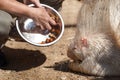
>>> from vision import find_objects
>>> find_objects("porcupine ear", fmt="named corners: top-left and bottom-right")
top-left (80, 38), bottom-right (88, 47)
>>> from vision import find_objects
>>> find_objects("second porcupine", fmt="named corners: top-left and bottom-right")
top-left (67, 0), bottom-right (120, 76)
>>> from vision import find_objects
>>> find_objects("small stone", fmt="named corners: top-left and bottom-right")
top-left (61, 53), bottom-right (64, 55)
top-left (60, 75), bottom-right (67, 80)
top-left (6, 71), bottom-right (12, 74)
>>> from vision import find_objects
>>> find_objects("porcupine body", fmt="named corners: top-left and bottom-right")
top-left (67, 0), bottom-right (120, 76)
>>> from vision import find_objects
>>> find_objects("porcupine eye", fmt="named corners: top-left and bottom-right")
top-left (73, 38), bottom-right (88, 49)
top-left (73, 38), bottom-right (88, 53)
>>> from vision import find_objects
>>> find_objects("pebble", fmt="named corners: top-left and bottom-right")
top-left (60, 75), bottom-right (67, 80)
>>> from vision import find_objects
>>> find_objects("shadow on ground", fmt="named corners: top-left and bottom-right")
top-left (91, 77), bottom-right (120, 80)
top-left (44, 60), bottom-right (88, 76)
top-left (44, 60), bottom-right (70, 72)
top-left (1, 46), bottom-right (46, 71)
top-left (44, 60), bottom-right (120, 80)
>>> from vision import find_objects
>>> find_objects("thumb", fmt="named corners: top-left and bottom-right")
top-left (33, 0), bottom-right (42, 7)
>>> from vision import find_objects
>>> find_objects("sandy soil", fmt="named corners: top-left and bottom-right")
top-left (0, 26), bottom-right (119, 80)
top-left (0, 0), bottom-right (120, 80)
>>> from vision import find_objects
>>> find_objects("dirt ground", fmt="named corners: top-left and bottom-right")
top-left (0, 0), bottom-right (120, 80)
top-left (0, 26), bottom-right (86, 80)
top-left (0, 26), bottom-right (119, 80)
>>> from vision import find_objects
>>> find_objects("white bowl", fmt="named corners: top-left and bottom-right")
top-left (16, 4), bottom-right (64, 46)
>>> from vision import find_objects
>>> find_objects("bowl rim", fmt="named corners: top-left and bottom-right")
top-left (16, 4), bottom-right (64, 47)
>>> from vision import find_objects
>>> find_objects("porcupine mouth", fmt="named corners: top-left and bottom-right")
top-left (71, 59), bottom-right (82, 64)
top-left (75, 60), bottom-right (82, 63)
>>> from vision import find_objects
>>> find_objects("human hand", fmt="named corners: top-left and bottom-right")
top-left (23, 0), bottom-right (41, 7)
top-left (23, 0), bottom-right (56, 30)
top-left (28, 7), bottom-right (56, 30)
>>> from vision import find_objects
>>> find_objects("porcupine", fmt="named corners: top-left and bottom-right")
top-left (67, 0), bottom-right (120, 76)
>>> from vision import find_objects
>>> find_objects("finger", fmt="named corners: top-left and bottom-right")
top-left (23, 0), bottom-right (30, 5)
top-left (44, 23), bottom-right (52, 30)
top-left (36, 23), bottom-right (45, 30)
top-left (33, 0), bottom-right (41, 7)
top-left (39, 24), bottom-right (45, 30)
top-left (49, 17), bottom-right (56, 26)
